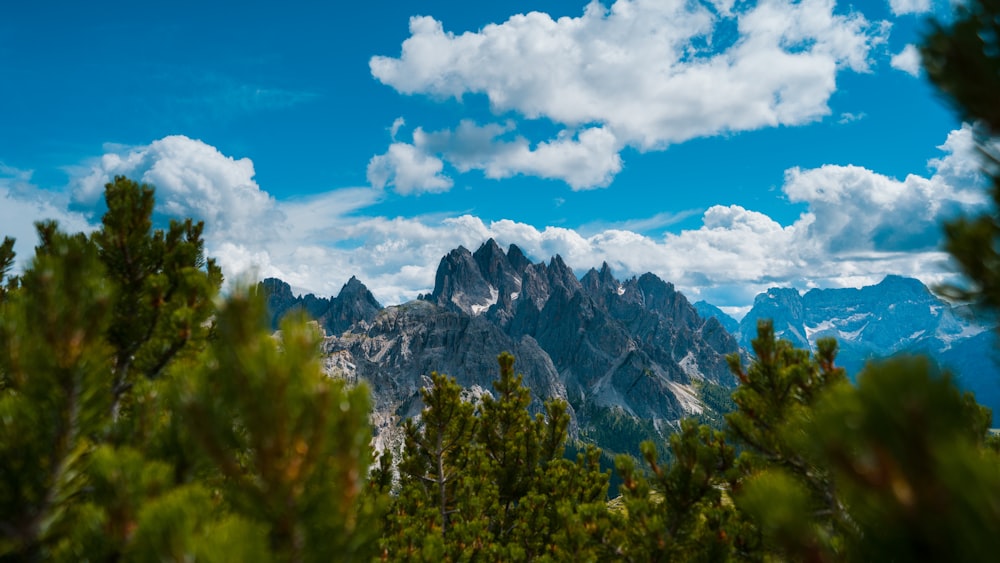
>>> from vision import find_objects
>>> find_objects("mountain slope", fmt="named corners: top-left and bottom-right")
top-left (308, 240), bottom-right (742, 457)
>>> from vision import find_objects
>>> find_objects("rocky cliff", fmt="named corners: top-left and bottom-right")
top-left (274, 240), bottom-right (742, 457)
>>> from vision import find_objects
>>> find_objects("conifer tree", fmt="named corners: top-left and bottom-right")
top-left (385, 355), bottom-right (613, 561)
top-left (397, 372), bottom-right (478, 539)
top-left (181, 292), bottom-right (379, 562)
top-left (724, 320), bottom-right (850, 559)
top-left (479, 355), bottom-right (610, 560)
top-left (612, 420), bottom-right (749, 562)
top-left (0, 226), bottom-right (114, 558)
top-left (923, 0), bottom-right (1000, 309)
top-left (0, 236), bottom-right (15, 301)
top-left (90, 176), bottom-right (222, 420)
top-left (0, 178), bottom-right (379, 561)
top-left (807, 357), bottom-right (1000, 561)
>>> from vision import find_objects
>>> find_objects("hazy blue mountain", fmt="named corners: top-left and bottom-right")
top-left (735, 275), bottom-right (1000, 422)
top-left (693, 300), bottom-right (739, 334)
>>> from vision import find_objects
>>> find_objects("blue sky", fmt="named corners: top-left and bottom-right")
top-left (0, 0), bottom-right (986, 315)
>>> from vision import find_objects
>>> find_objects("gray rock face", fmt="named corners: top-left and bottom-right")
top-left (693, 301), bottom-right (739, 334)
top-left (259, 276), bottom-right (381, 336)
top-left (320, 240), bottom-right (742, 456)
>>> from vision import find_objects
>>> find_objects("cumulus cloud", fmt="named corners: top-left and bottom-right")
top-left (370, 0), bottom-right (888, 188)
top-left (4, 127), bottom-right (985, 310)
top-left (888, 0), bottom-right (931, 16)
top-left (0, 165), bottom-right (94, 269)
top-left (366, 142), bottom-right (453, 194)
top-left (71, 135), bottom-right (281, 243)
top-left (350, 125), bottom-right (982, 306)
top-left (373, 120), bottom-right (624, 191)
top-left (890, 44), bottom-right (921, 76)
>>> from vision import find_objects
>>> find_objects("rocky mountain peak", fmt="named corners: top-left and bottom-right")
top-left (305, 242), bottom-right (752, 459)
top-left (338, 276), bottom-right (378, 305)
top-left (693, 301), bottom-right (739, 334)
top-left (260, 277), bottom-right (294, 302)
top-left (430, 245), bottom-right (496, 315)
top-left (740, 287), bottom-right (808, 346)
top-left (876, 274), bottom-right (929, 293)
top-left (474, 239), bottom-right (523, 294)
top-left (259, 275), bottom-right (382, 336)
top-left (546, 254), bottom-right (583, 296)
top-left (326, 276), bottom-right (382, 335)
top-left (506, 243), bottom-right (531, 272)
top-left (472, 238), bottom-right (505, 271)
top-left (580, 262), bottom-right (623, 307)
top-left (731, 276), bottom-right (999, 422)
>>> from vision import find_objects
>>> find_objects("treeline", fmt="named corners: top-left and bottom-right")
top-left (3, 176), bottom-right (1000, 562)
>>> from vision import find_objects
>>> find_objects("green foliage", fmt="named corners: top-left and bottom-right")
top-left (0, 226), bottom-right (114, 557)
top-left (0, 178), bottom-right (380, 561)
top-left (809, 357), bottom-right (1000, 561)
top-left (182, 293), bottom-right (379, 561)
top-left (723, 321), bottom-right (851, 560)
top-left (614, 420), bottom-right (747, 562)
top-left (385, 353), bottom-right (613, 561)
top-left (923, 0), bottom-right (1000, 309)
top-left (91, 176), bottom-right (222, 419)
top-left (0, 236), bottom-right (15, 299)
top-left (729, 324), bottom-right (1000, 562)
top-left (578, 403), bottom-right (667, 461)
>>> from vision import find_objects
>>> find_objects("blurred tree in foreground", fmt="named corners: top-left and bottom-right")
top-left (923, 0), bottom-right (1000, 308)
top-left (0, 177), bottom-right (381, 561)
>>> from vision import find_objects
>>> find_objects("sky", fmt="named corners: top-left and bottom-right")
top-left (0, 0), bottom-right (987, 316)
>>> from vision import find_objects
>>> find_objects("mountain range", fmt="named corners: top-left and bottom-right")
top-left (261, 241), bottom-right (1000, 457)
top-left (698, 275), bottom-right (1000, 421)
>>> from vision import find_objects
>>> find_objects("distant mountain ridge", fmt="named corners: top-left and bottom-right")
top-left (697, 275), bottom-right (1000, 421)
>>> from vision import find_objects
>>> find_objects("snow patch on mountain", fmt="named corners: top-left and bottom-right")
top-left (805, 319), bottom-right (835, 340)
top-left (469, 286), bottom-right (499, 316)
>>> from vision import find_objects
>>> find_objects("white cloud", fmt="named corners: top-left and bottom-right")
top-left (370, 0), bottom-right (888, 188)
top-left (837, 111), bottom-right (866, 124)
top-left (0, 166), bottom-right (94, 270)
top-left (891, 44), bottom-right (921, 77)
top-left (4, 127), bottom-right (985, 310)
top-left (405, 121), bottom-right (624, 190)
top-left (389, 117), bottom-right (406, 140)
top-left (71, 135), bottom-right (281, 243)
top-left (579, 209), bottom-right (703, 235)
top-left (366, 142), bottom-right (453, 194)
top-left (888, 0), bottom-right (931, 16)
top-left (345, 125), bottom-right (982, 307)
